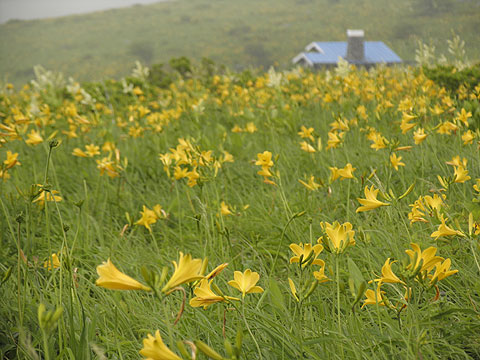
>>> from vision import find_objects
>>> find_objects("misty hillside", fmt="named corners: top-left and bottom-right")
top-left (1, 0), bottom-right (480, 85)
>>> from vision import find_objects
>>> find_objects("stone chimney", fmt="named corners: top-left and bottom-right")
top-left (346, 29), bottom-right (365, 62)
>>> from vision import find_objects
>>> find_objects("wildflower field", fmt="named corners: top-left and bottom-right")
top-left (1, 63), bottom-right (480, 359)
top-left (2, 0), bottom-right (480, 86)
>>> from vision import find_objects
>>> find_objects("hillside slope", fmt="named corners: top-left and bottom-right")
top-left (1, 0), bottom-right (479, 85)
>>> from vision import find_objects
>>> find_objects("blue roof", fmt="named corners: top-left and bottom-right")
top-left (304, 41), bottom-right (402, 64)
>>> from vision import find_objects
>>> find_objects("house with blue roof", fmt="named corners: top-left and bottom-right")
top-left (292, 30), bottom-right (402, 68)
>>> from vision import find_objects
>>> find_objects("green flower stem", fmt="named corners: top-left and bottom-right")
top-left (17, 221), bottom-right (23, 327)
top-left (150, 230), bottom-right (161, 255)
top-left (298, 265), bottom-right (305, 355)
top-left (346, 179), bottom-right (351, 221)
top-left (335, 255), bottom-right (345, 357)
top-left (43, 145), bottom-right (62, 348)
top-left (158, 291), bottom-right (175, 346)
top-left (41, 329), bottom-right (51, 360)
top-left (53, 197), bottom-right (71, 352)
top-left (239, 300), bottom-right (263, 359)
top-left (175, 183), bottom-right (184, 243)
top-left (43, 145), bottom-right (53, 185)
top-left (336, 255), bottom-right (341, 334)
top-left (269, 213), bottom-right (297, 279)
top-left (470, 237), bottom-right (480, 274)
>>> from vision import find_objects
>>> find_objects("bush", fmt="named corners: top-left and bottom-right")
top-left (423, 63), bottom-right (480, 93)
top-left (148, 63), bottom-right (173, 89)
top-left (169, 56), bottom-right (192, 78)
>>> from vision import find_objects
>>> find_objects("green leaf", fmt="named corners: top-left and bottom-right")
top-left (430, 307), bottom-right (479, 320)
top-left (268, 278), bottom-right (285, 311)
top-left (347, 257), bottom-right (365, 289)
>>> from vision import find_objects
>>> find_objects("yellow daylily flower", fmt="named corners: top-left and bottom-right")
top-left (186, 168), bottom-right (200, 187)
top-left (400, 112), bottom-right (416, 134)
top-left (300, 141), bottom-right (316, 153)
top-left (374, 258), bottom-right (404, 284)
top-left (423, 194), bottom-right (444, 211)
top-left (4, 151), bottom-right (20, 169)
top-left (199, 150), bottom-right (213, 166)
top-left (96, 157), bottom-right (121, 178)
top-left (220, 201), bottom-right (233, 216)
top-left (133, 87), bottom-right (143, 96)
top-left (362, 283), bottom-right (386, 308)
top-left (288, 278), bottom-right (300, 302)
top-left (228, 269), bottom-right (264, 298)
top-left (255, 151), bottom-right (273, 168)
top-left (245, 122), bottom-right (257, 133)
top-left (232, 125), bottom-right (243, 133)
top-left (72, 148), bottom-right (88, 157)
top-left (96, 259), bottom-right (150, 291)
top-left (430, 258), bottom-right (458, 284)
top-left (356, 185), bottom-right (390, 212)
top-left (394, 146), bottom-right (412, 152)
top-left (370, 133), bottom-right (388, 151)
top-left (44, 253), bottom-right (61, 270)
top-left (162, 252), bottom-right (206, 293)
top-left (329, 167), bottom-right (341, 182)
top-left (462, 130), bottom-right (475, 145)
top-left (430, 216), bottom-right (464, 240)
top-left (330, 118), bottom-right (349, 131)
top-left (85, 144), bottom-right (100, 157)
top-left (221, 151), bottom-right (234, 163)
top-left (390, 153), bottom-right (405, 171)
top-left (135, 205), bottom-right (158, 232)
top-left (206, 263), bottom-right (229, 280)
top-left (454, 165), bottom-right (471, 183)
top-left (401, 112), bottom-right (417, 122)
top-left (25, 129), bottom-right (43, 145)
top-left (330, 164), bottom-right (356, 182)
top-left (455, 108), bottom-right (472, 126)
top-left (173, 166), bottom-right (189, 180)
top-left (190, 279), bottom-right (239, 309)
top-left (320, 221), bottom-right (355, 254)
top-left (313, 260), bottom-right (329, 283)
top-left (102, 141), bottom-right (116, 152)
top-left (299, 175), bottom-right (321, 191)
top-left (446, 156), bottom-right (467, 167)
top-left (32, 187), bottom-right (62, 207)
top-left (289, 243), bottom-right (324, 267)
top-left (139, 330), bottom-right (181, 360)
top-left (298, 125), bottom-right (314, 141)
top-left (257, 166), bottom-right (273, 177)
top-left (408, 201), bottom-right (428, 223)
top-left (431, 104), bottom-right (444, 116)
top-left (474, 179), bottom-right (480, 193)
top-left (0, 169), bottom-right (11, 181)
top-left (326, 131), bottom-right (344, 150)
top-left (413, 128), bottom-right (427, 144)
top-left (405, 243), bottom-right (443, 274)
top-left (437, 121), bottom-right (458, 135)
top-left (337, 163), bottom-right (356, 179)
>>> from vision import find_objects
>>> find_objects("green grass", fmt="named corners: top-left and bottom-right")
top-left (1, 0), bottom-right (480, 85)
top-left (1, 64), bottom-right (480, 359)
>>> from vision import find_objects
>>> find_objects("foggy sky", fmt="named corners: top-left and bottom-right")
top-left (0, 0), bottom-right (165, 24)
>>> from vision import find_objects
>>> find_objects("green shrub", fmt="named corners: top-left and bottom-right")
top-left (169, 56), bottom-right (192, 77)
top-left (148, 63), bottom-right (173, 89)
top-left (423, 63), bottom-right (480, 92)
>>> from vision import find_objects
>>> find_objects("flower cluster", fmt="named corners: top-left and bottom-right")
top-left (363, 243), bottom-right (458, 309)
top-left (255, 150), bottom-right (276, 185)
top-left (159, 138), bottom-right (233, 187)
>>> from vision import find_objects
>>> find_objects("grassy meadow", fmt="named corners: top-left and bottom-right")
top-left (1, 62), bottom-right (480, 359)
top-left (1, 0), bottom-right (480, 85)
